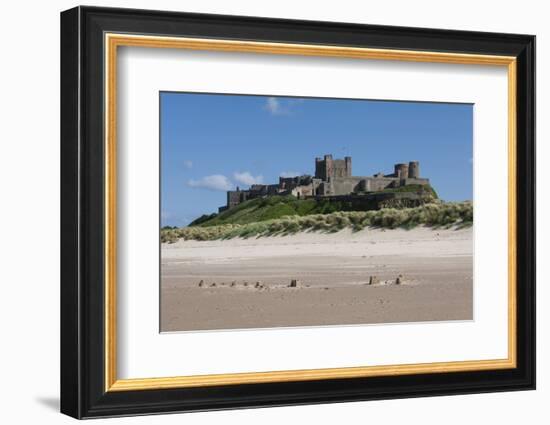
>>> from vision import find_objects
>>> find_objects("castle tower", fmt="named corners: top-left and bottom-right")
top-left (315, 158), bottom-right (322, 179)
top-left (315, 154), bottom-right (334, 180)
top-left (315, 154), bottom-right (352, 181)
top-left (394, 163), bottom-right (409, 180)
top-left (345, 156), bottom-right (352, 177)
top-left (324, 154), bottom-right (333, 180)
top-left (408, 161), bottom-right (420, 178)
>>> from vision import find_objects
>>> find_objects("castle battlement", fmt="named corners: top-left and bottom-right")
top-left (219, 155), bottom-right (429, 212)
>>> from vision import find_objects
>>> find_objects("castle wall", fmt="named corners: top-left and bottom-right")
top-left (222, 155), bottom-right (429, 210)
top-left (298, 175), bottom-right (429, 197)
top-left (313, 192), bottom-right (434, 211)
top-left (329, 176), bottom-right (400, 194)
top-left (292, 185), bottom-right (315, 198)
top-left (316, 181), bottom-right (329, 196)
top-left (315, 154), bottom-right (352, 180)
top-left (227, 190), bottom-right (247, 208)
top-left (320, 175), bottom-right (428, 196)
top-left (331, 159), bottom-right (351, 178)
top-left (362, 177), bottom-right (399, 192)
top-left (402, 178), bottom-right (429, 186)
top-left (329, 177), bottom-right (363, 195)
top-left (248, 184), bottom-right (280, 196)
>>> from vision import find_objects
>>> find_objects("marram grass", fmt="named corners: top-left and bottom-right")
top-left (161, 202), bottom-right (473, 243)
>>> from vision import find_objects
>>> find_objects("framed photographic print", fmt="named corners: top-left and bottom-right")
top-left (60, 6), bottom-right (535, 419)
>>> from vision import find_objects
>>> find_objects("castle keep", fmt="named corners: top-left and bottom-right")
top-left (220, 155), bottom-right (430, 212)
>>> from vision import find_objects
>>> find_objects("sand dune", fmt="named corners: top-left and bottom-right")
top-left (161, 226), bottom-right (473, 332)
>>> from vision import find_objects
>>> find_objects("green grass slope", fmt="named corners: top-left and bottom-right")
top-left (189, 195), bottom-right (354, 227)
top-left (190, 185), bottom-right (437, 228)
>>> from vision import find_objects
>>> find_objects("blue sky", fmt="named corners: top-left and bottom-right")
top-left (161, 92), bottom-right (473, 227)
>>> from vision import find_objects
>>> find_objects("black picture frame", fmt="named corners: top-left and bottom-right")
top-left (61, 5), bottom-right (535, 419)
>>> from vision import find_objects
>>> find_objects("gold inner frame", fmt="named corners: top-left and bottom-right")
top-left (104, 33), bottom-right (517, 392)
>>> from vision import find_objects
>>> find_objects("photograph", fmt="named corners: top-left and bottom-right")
top-left (58, 4), bottom-right (535, 419)
top-left (160, 93), bottom-right (474, 332)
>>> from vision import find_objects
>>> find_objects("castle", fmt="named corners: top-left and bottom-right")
top-left (220, 155), bottom-right (430, 212)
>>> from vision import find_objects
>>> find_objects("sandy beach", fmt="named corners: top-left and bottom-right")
top-left (161, 226), bottom-right (473, 332)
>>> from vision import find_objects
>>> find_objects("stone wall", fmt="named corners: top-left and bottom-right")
top-left (315, 154), bottom-right (352, 180)
top-left (329, 177), bottom-right (363, 195)
top-left (313, 192), bottom-right (433, 211)
top-left (226, 190), bottom-right (247, 208)
top-left (362, 177), bottom-right (399, 192)
top-left (220, 155), bottom-right (429, 211)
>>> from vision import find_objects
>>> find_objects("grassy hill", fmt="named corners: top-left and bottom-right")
top-left (190, 185), bottom-right (438, 228)
top-left (161, 201), bottom-right (472, 243)
top-left (190, 196), bottom-right (340, 227)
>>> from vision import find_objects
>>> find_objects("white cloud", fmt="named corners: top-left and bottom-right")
top-left (264, 97), bottom-right (306, 115)
top-left (187, 174), bottom-right (233, 191)
top-left (183, 160), bottom-right (193, 169)
top-left (265, 97), bottom-right (282, 114)
top-left (279, 171), bottom-right (302, 178)
top-left (264, 97), bottom-right (292, 115)
top-left (233, 171), bottom-right (264, 186)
